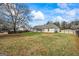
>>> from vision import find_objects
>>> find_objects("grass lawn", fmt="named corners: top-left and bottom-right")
top-left (0, 32), bottom-right (79, 56)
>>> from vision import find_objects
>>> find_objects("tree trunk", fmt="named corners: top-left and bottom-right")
top-left (13, 20), bottom-right (16, 33)
top-left (13, 26), bottom-right (16, 33)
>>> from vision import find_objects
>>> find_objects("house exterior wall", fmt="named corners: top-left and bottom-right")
top-left (33, 29), bottom-right (41, 32)
top-left (17, 27), bottom-right (24, 31)
top-left (49, 29), bottom-right (55, 32)
top-left (42, 29), bottom-right (48, 32)
top-left (42, 28), bottom-right (60, 32)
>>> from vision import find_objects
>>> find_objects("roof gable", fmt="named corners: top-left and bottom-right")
top-left (33, 22), bottom-right (59, 29)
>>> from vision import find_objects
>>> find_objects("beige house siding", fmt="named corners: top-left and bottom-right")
top-left (42, 28), bottom-right (60, 32)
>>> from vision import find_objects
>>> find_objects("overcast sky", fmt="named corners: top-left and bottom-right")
top-left (25, 3), bottom-right (79, 27)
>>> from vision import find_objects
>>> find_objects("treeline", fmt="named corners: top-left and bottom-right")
top-left (53, 20), bottom-right (79, 30)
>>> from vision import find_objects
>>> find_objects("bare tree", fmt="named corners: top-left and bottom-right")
top-left (0, 3), bottom-right (31, 33)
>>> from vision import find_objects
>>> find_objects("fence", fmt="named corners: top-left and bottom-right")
top-left (60, 30), bottom-right (76, 35)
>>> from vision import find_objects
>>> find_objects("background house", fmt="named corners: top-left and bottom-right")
top-left (16, 24), bottom-right (31, 32)
top-left (33, 22), bottom-right (60, 32)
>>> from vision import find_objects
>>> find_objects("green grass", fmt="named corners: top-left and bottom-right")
top-left (22, 32), bottom-right (42, 36)
top-left (0, 32), bottom-right (79, 56)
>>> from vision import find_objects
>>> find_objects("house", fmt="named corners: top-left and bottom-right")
top-left (33, 22), bottom-right (60, 32)
top-left (7, 23), bottom-right (31, 32)
top-left (16, 24), bottom-right (31, 31)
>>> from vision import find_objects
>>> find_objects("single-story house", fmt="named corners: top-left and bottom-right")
top-left (16, 24), bottom-right (31, 31)
top-left (33, 22), bottom-right (60, 32)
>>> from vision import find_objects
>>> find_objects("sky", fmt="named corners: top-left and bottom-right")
top-left (25, 3), bottom-right (79, 27)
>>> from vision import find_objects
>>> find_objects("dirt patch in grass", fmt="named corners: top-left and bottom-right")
top-left (0, 32), bottom-right (8, 35)
top-left (0, 34), bottom-right (25, 39)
